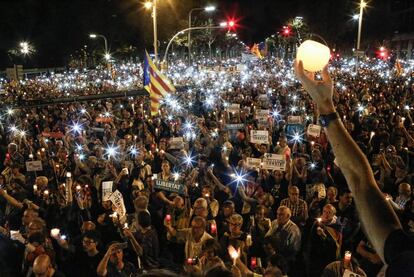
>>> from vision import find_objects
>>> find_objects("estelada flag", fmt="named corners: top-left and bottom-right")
top-left (143, 51), bottom-right (176, 116)
top-left (395, 59), bottom-right (403, 76)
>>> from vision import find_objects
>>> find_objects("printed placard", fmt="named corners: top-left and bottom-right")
top-left (287, 115), bottom-right (303, 124)
top-left (246, 158), bottom-right (262, 169)
top-left (343, 269), bottom-right (362, 277)
top-left (250, 130), bottom-right (269, 144)
top-left (102, 181), bottom-right (113, 202)
top-left (262, 153), bottom-right (286, 171)
top-left (26, 161), bottom-right (43, 172)
top-left (154, 179), bottom-right (185, 195)
top-left (227, 103), bottom-right (240, 113)
top-left (108, 190), bottom-right (126, 218)
top-left (42, 131), bottom-right (64, 139)
top-left (96, 117), bottom-right (113, 123)
top-left (225, 124), bottom-right (245, 130)
top-left (169, 137), bottom-right (184, 149)
top-left (307, 124), bottom-right (322, 137)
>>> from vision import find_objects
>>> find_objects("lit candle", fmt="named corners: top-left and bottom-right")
top-left (50, 228), bottom-right (60, 238)
top-left (210, 223), bottom-right (217, 235)
top-left (316, 217), bottom-right (322, 224)
top-left (296, 40), bottom-right (331, 72)
top-left (44, 190), bottom-right (49, 196)
top-left (66, 172), bottom-right (72, 178)
top-left (228, 246), bottom-right (239, 266)
top-left (246, 234), bottom-right (252, 246)
top-left (33, 185), bottom-right (38, 192)
top-left (165, 214), bottom-right (171, 222)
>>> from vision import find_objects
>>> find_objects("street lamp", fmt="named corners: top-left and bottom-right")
top-left (144, 0), bottom-right (159, 62)
top-left (355, 0), bottom-right (367, 71)
top-left (89, 33), bottom-right (109, 58)
top-left (188, 5), bottom-right (216, 63)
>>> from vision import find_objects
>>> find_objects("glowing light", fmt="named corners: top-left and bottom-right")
top-left (7, 108), bottom-right (14, 115)
top-left (231, 169), bottom-right (249, 186)
top-left (182, 152), bottom-right (196, 168)
top-left (69, 121), bottom-right (83, 134)
top-left (144, 1), bottom-right (153, 9)
top-left (104, 53), bottom-right (111, 61)
top-left (296, 40), bottom-right (331, 72)
top-left (105, 145), bottom-right (119, 159)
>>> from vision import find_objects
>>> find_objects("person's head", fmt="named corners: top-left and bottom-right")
top-left (222, 200), bottom-right (235, 217)
top-left (399, 183), bottom-right (412, 198)
top-left (321, 204), bottom-right (336, 223)
top-left (161, 160), bottom-right (170, 173)
top-left (338, 189), bottom-right (353, 206)
top-left (82, 231), bottom-right (99, 254)
top-left (228, 214), bottom-right (243, 236)
top-left (273, 170), bottom-right (284, 182)
top-left (327, 186), bottom-right (338, 201)
top-left (22, 208), bottom-right (39, 226)
top-left (8, 143), bottom-right (18, 154)
top-left (134, 195), bottom-right (149, 212)
top-left (276, 206), bottom-right (291, 225)
top-left (11, 165), bottom-right (21, 175)
top-left (193, 198), bottom-right (208, 218)
top-left (107, 242), bottom-right (124, 265)
top-left (35, 176), bottom-right (49, 190)
top-left (312, 149), bottom-right (322, 161)
top-left (33, 254), bottom-right (54, 277)
top-left (263, 237), bottom-right (276, 256)
top-left (190, 216), bottom-right (206, 241)
top-left (202, 185), bottom-right (214, 200)
top-left (138, 211), bottom-right (151, 229)
top-left (173, 195), bottom-right (185, 210)
top-left (81, 221), bottom-right (96, 233)
top-left (278, 136), bottom-right (287, 147)
top-left (27, 217), bottom-right (46, 237)
top-left (255, 205), bottom-right (267, 221)
top-left (288, 186), bottom-right (300, 202)
top-left (198, 155), bottom-right (208, 169)
top-left (264, 254), bottom-right (288, 277)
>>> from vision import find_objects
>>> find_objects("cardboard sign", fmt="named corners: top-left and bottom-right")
top-left (169, 137), bottom-right (184, 149)
top-left (225, 124), bottom-right (245, 130)
top-left (26, 161), bottom-right (43, 172)
top-left (227, 103), bottom-right (240, 113)
top-left (250, 130), bottom-right (269, 144)
top-left (255, 109), bottom-right (269, 124)
top-left (42, 131), bottom-right (64, 139)
top-left (287, 116), bottom-right (303, 124)
top-left (109, 190), bottom-right (126, 218)
top-left (262, 153), bottom-right (286, 171)
top-left (154, 179), bottom-right (185, 195)
top-left (102, 181), bottom-right (113, 202)
top-left (246, 158), bottom-right (262, 169)
top-left (96, 117), bottom-right (113, 123)
top-left (343, 269), bottom-right (362, 277)
top-left (307, 124), bottom-right (322, 137)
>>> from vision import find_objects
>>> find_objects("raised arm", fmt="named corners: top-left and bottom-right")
top-left (294, 60), bottom-right (401, 262)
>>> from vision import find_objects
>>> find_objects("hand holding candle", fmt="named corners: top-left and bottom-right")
top-left (228, 245), bottom-right (240, 266)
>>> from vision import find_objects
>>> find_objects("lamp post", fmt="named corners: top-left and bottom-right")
top-left (163, 23), bottom-right (227, 65)
top-left (144, 0), bottom-right (158, 62)
top-left (355, 0), bottom-right (367, 71)
top-left (89, 33), bottom-right (109, 60)
top-left (188, 5), bottom-right (216, 64)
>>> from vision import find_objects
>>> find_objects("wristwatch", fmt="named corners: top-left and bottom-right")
top-left (319, 112), bottom-right (339, 128)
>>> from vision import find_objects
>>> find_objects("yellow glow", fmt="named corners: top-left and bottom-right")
top-left (296, 40), bottom-right (331, 72)
top-left (144, 1), bottom-right (153, 9)
top-left (361, 1), bottom-right (367, 8)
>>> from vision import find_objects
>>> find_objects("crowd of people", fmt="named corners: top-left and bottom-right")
top-left (0, 55), bottom-right (413, 277)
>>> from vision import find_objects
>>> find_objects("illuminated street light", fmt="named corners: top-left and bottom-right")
top-left (352, 14), bottom-right (359, 20)
top-left (188, 5), bottom-right (216, 64)
top-left (89, 33), bottom-right (109, 61)
top-left (144, 1), bottom-right (153, 9)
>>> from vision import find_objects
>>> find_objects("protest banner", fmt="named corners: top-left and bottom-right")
top-left (246, 158), bottom-right (262, 169)
top-left (154, 179), bottom-right (185, 195)
top-left (96, 117), bottom-right (113, 123)
top-left (227, 103), bottom-right (240, 113)
top-left (108, 190), bottom-right (126, 218)
top-left (262, 153), bottom-right (286, 171)
top-left (169, 137), bottom-right (184, 149)
top-left (225, 123), bottom-right (245, 130)
top-left (307, 124), bottom-right (322, 137)
top-left (26, 161), bottom-right (43, 172)
top-left (42, 131), bottom-right (64, 139)
top-left (250, 130), bottom-right (269, 144)
top-left (255, 109), bottom-right (269, 125)
top-left (287, 115), bottom-right (303, 124)
top-left (102, 181), bottom-right (113, 202)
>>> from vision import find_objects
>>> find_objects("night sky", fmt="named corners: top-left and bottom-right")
top-left (0, 0), bottom-right (410, 68)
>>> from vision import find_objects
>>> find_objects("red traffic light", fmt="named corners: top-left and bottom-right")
top-left (282, 26), bottom-right (291, 36)
top-left (228, 20), bottom-right (235, 27)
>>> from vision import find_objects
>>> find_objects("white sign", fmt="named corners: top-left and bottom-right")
top-left (246, 158), bottom-right (262, 169)
top-left (102, 181), bottom-right (113, 202)
top-left (307, 124), bottom-right (322, 137)
top-left (26, 161), bottom-right (43, 172)
top-left (287, 115), bottom-right (303, 124)
top-left (227, 103), bottom-right (240, 113)
top-left (343, 269), bottom-right (362, 277)
top-left (109, 190), bottom-right (126, 218)
top-left (262, 153), bottom-right (286, 171)
top-left (250, 130), bottom-right (269, 144)
top-left (255, 109), bottom-right (269, 124)
top-left (225, 123), bottom-right (245, 130)
top-left (169, 137), bottom-right (184, 149)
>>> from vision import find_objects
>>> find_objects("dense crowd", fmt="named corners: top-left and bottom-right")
top-left (0, 56), bottom-right (413, 277)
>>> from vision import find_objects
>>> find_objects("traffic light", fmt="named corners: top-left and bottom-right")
top-left (377, 46), bottom-right (388, 60)
top-left (282, 26), bottom-right (292, 36)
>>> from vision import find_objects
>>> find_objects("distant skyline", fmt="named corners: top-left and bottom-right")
top-left (0, 0), bottom-right (412, 68)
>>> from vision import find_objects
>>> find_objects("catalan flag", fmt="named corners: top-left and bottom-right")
top-left (395, 59), bottom-right (403, 76)
top-left (143, 51), bottom-right (176, 116)
top-left (251, 43), bottom-right (263, 59)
